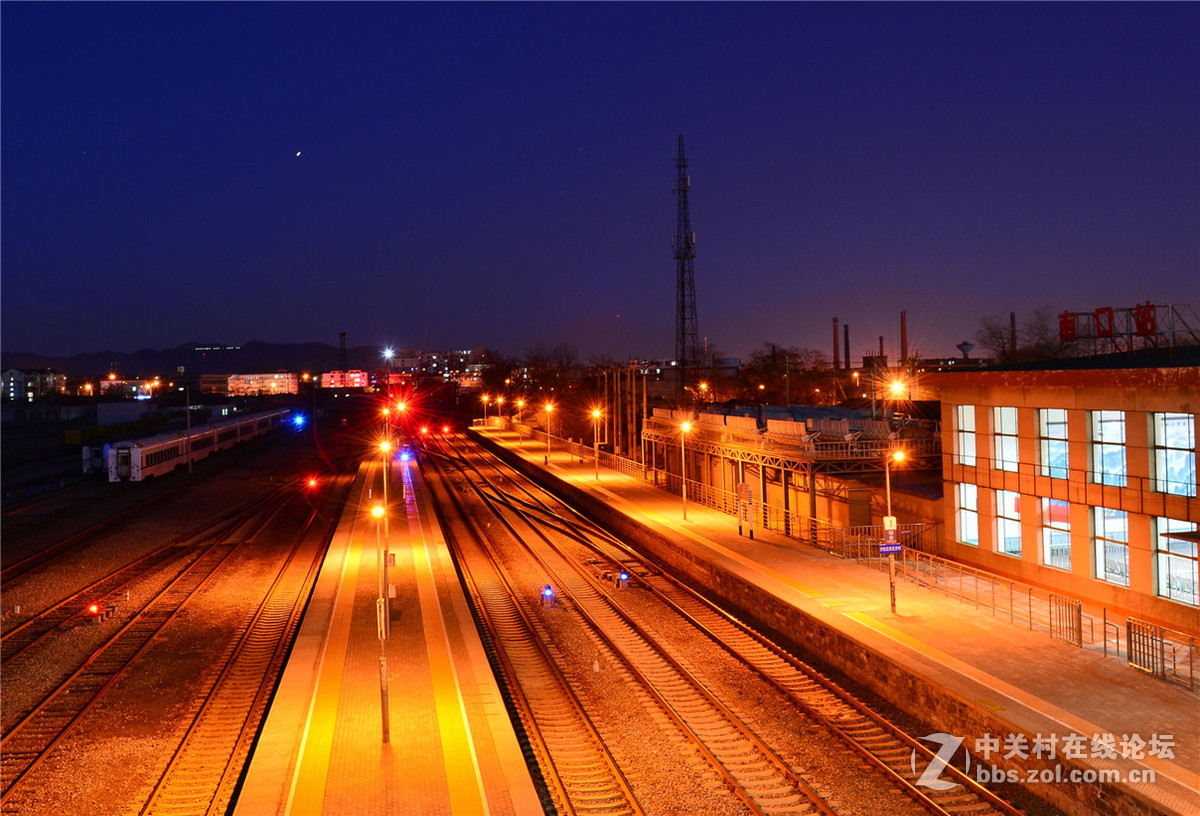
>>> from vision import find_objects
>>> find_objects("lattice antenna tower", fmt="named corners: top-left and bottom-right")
top-left (672, 134), bottom-right (700, 396)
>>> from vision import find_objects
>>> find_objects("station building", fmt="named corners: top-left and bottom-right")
top-left (927, 362), bottom-right (1199, 631)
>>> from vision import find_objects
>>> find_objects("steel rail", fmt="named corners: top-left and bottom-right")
top-left (434, 440), bottom-right (837, 816)
top-left (451, 435), bottom-right (1027, 816)
top-left (0, 486), bottom-right (299, 802)
top-left (424, 458), bottom-right (644, 816)
top-left (138, 474), bottom-right (348, 816)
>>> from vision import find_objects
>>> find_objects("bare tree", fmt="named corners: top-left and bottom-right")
top-left (976, 307), bottom-right (1065, 363)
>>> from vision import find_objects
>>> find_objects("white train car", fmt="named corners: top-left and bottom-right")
top-left (107, 409), bottom-right (290, 482)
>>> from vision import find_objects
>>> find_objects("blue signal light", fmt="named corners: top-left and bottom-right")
top-left (399, 451), bottom-right (411, 462)
top-left (292, 414), bottom-right (306, 428)
top-left (619, 571), bottom-right (629, 582)
top-left (542, 585), bottom-right (554, 598)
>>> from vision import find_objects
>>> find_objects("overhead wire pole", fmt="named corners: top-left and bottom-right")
top-left (673, 134), bottom-right (699, 401)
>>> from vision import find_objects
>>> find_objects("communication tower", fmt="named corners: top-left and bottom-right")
top-left (672, 134), bottom-right (700, 396)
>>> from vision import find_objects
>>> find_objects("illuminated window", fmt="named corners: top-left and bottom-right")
top-left (1042, 498), bottom-right (1071, 570)
top-left (1039, 409), bottom-right (1068, 479)
top-left (956, 483), bottom-right (978, 546)
top-left (996, 489), bottom-right (1021, 557)
top-left (955, 405), bottom-right (976, 467)
top-left (1091, 411), bottom-right (1126, 487)
top-left (1156, 518), bottom-right (1198, 606)
top-left (1154, 413), bottom-right (1196, 497)
top-left (993, 406), bottom-right (1018, 472)
top-left (1093, 507), bottom-right (1128, 586)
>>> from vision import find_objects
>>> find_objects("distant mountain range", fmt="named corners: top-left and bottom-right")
top-left (1, 341), bottom-right (394, 378)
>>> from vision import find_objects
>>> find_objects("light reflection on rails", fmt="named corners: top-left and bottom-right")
top-left (435, 434), bottom-right (1027, 816)
top-left (428, 438), bottom-right (838, 816)
top-left (0, 481), bottom-right (307, 806)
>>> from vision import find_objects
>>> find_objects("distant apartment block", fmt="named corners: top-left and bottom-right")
top-left (2, 368), bottom-right (68, 402)
top-left (227, 372), bottom-right (299, 396)
top-left (930, 363), bottom-right (1199, 629)
top-left (321, 370), bottom-right (370, 389)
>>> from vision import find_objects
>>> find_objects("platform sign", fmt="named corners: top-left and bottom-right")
top-left (736, 482), bottom-right (755, 539)
top-left (880, 526), bottom-right (901, 554)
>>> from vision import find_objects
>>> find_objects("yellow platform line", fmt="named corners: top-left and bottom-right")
top-left (284, 495), bottom-right (365, 815)
top-left (406, 465), bottom-right (492, 816)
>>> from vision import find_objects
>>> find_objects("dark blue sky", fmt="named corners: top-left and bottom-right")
top-left (3, 2), bottom-right (1197, 363)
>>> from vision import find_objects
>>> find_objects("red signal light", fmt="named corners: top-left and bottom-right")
top-left (307, 477), bottom-right (318, 488)
top-left (88, 603), bottom-right (101, 616)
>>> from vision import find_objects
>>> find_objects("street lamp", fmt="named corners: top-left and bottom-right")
top-left (544, 403), bottom-right (555, 462)
top-left (482, 394), bottom-right (490, 424)
top-left (680, 421), bottom-right (692, 520)
top-left (371, 503), bottom-right (390, 743)
top-left (591, 408), bottom-right (602, 480)
top-left (379, 439), bottom-right (392, 544)
top-left (884, 449), bottom-right (907, 614)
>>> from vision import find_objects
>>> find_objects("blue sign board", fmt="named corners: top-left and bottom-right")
top-left (880, 528), bottom-right (901, 554)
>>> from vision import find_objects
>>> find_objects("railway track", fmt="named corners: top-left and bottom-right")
top-left (0, 489), bottom-right (292, 667)
top-left (428, 467), bottom-right (645, 816)
top-left (431, 434), bottom-right (1028, 816)
top-left (429, 441), bottom-right (840, 816)
top-left (0, 483), bottom-right (307, 804)
top-left (137, 473), bottom-right (348, 816)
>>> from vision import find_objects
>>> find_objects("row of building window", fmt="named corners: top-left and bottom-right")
top-left (954, 483), bottom-right (1197, 606)
top-left (954, 408), bottom-right (1196, 496)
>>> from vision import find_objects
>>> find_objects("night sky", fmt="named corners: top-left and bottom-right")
top-left (3, 2), bottom-right (1197, 363)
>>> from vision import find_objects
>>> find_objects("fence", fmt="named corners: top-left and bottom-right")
top-left (1127, 619), bottom-right (1197, 691)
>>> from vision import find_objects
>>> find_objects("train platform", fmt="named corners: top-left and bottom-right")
top-left (475, 427), bottom-right (1200, 816)
top-left (233, 459), bottom-right (542, 816)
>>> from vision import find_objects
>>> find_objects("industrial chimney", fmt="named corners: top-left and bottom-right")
top-left (832, 317), bottom-right (840, 370)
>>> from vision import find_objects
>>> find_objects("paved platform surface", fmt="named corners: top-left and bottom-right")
top-left (234, 459), bottom-right (542, 816)
top-left (479, 427), bottom-right (1200, 816)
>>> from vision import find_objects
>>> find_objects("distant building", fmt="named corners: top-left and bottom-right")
top-left (227, 372), bottom-right (299, 396)
top-left (321, 370), bottom-right (369, 389)
top-left (2, 368), bottom-right (68, 402)
top-left (200, 374), bottom-right (229, 395)
top-left (928, 363), bottom-right (1199, 629)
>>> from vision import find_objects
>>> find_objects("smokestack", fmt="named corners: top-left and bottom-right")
top-left (832, 317), bottom-right (840, 370)
top-left (843, 323), bottom-right (850, 370)
top-left (900, 311), bottom-right (908, 361)
top-left (879, 335), bottom-right (885, 357)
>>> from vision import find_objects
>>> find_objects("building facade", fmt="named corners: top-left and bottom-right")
top-left (929, 365), bottom-right (1199, 630)
top-left (2, 368), bottom-right (68, 402)
top-left (227, 372), bottom-right (299, 396)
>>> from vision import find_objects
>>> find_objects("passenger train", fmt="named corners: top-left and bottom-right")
top-left (106, 409), bottom-right (291, 482)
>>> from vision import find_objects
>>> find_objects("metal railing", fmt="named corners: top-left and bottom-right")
top-left (1127, 619), bottom-right (1197, 691)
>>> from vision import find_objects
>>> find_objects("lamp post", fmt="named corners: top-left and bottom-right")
top-left (884, 449), bottom-right (906, 614)
top-left (591, 408), bottom-right (602, 480)
top-left (371, 503), bottom-right (390, 743)
top-left (544, 403), bottom-right (554, 463)
top-left (482, 394), bottom-right (489, 424)
top-left (379, 439), bottom-right (392, 555)
top-left (496, 396), bottom-right (505, 424)
top-left (680, 421), bottom-right (692, 520)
